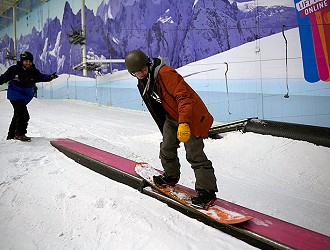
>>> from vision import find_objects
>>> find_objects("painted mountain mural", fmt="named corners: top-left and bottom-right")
top-left (0, 0), bottom-right (297, 76)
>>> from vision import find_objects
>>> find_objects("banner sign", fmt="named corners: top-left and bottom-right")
top-left (295, 0), bottom-right (330, 82)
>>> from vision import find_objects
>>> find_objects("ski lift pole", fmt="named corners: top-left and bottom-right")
top-left (67, 74), bottom-right (71, 99)
top-left (282, 25), bottom-right (289, 98)
top-left (13, 5), bottom-right (17, 61)
top-left (81, 0), bottom-right (87, 76)
top-left (224, 62), bottom-right (231, 115)
top-left (95, 77), bottom-right (98, 104)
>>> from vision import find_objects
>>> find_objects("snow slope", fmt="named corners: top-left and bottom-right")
top-left (177, 28), bottom-right (302, 80)
top-left (0, 91), bottom-right (329, 249)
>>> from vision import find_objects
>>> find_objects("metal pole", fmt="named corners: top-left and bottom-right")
top-left (13, 5), bottom-right (17, 60)
top-left (81, 0), bottom-right (87, 76)
top-left (224, 62), bottom-right (231, 115)
top-left (282, 25), bottom-right (289, 98)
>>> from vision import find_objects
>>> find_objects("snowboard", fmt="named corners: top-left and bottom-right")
top-left (135, 162), bottom-right (252, 225)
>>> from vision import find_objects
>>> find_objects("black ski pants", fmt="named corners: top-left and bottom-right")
top-left (159, 115), bottom-right (218, 192)
top-left (8, 100), bottom-right (30, 137)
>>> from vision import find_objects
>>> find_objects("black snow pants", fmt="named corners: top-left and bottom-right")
top-left (159, 115), bottom-right (218, 193)
top-left (8, 100), bottom-right (30, 137)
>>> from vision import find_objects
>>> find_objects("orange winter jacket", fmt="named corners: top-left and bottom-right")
top-left (157, 65), bottom-right (213, 138)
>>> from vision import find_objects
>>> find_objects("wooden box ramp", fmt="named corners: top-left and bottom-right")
top-left (50, 138), bottom-right (330, 250)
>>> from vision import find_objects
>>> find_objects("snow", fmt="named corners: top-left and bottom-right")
top-left (177, 28), bottom-right (302, 80)
top-left (0, 89), bottom-right (329, 249)
top-left (158, 9), bottom-right (174, 24)
top-left (236, 0), bottom-right (295, 12)
top-left (193, 0), bottom-right (199, 9)
top-left (112, 37), bottom-right (120, 44)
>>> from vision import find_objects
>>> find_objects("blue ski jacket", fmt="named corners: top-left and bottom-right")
top-left (0, 61), bottom-right (52, 104)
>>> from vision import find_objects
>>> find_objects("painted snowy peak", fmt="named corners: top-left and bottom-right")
top-left (1, 0), bottom-right (297, 76)
top-left (96, 0), bottom-right (296, 68)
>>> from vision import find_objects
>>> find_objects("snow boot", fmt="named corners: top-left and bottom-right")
top-left (14, 134), bottom-right (31, 142)
top-left (153, 173), bottom-right (179, 187)
top-left (191, 190), bottom-right (216, 209)
top-left (6, 135), bottom-right (14, 140)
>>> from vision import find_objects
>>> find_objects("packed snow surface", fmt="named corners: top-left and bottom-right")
top-left (0, 91), bottom-right (329, 249)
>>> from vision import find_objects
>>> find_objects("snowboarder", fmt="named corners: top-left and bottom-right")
top-left (125, 50), bottom-right (218, 208)
top-left (0, 51), bottom-right (58, 141)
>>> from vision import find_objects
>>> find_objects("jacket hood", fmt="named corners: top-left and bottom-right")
top-left (153, 56), bottom-right (166, 81)
top-left (141, 57), bottom-right (166, 96)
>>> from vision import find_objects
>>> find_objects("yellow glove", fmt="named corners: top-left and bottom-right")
top-left (177, 123), bottom-right (191, 142)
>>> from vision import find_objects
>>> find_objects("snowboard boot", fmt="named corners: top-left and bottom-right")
top-left (153, 173), bottom-right (179, 187)
top-left (14, 134), bottom-right (31, 142)
top-left (191, 190), bottom-right (216, 209)
top-left (6, 135), bottom-right (15, 140)
top-left (6, 131), bottom-right (15, 140)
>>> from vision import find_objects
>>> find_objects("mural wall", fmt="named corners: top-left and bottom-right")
top-left (0, 0), bottom-right (330, 127)
top-left (0, 0), bottom-right (298, 75)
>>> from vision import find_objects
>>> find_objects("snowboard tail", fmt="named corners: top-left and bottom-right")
top-left (135, 162), bottom-right (252, 225)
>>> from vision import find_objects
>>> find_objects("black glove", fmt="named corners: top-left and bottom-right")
top-left (50, 72), bottom-right (58, 80)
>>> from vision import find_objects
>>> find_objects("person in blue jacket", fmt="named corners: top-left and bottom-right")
top-left (0, 51), bottom-right (58, 141)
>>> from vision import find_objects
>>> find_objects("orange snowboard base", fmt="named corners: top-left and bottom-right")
top-left (135, 162), bottom-right (252, 225)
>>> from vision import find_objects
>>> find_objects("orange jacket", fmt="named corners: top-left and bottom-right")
top-left (157, 66), bottom-right (213, 138)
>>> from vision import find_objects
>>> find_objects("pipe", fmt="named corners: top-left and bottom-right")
top-left (244, 119), bottom-right (330, 148)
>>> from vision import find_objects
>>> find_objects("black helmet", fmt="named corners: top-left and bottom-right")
top-left (125, 50), bottom-right (149, 75)
top-left (20, 51), bottom-right (33, 62)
